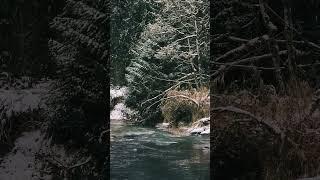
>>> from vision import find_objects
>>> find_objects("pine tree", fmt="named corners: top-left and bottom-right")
top-left (47, 0), bottom-right (109, 178)
top-left (110, 0), bottom-right (158, 85)
top-left (126, 0), bottom-right (210, 125)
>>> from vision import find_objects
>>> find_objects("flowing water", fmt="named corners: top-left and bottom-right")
top-left (110, 120), bottom-right (210, 180)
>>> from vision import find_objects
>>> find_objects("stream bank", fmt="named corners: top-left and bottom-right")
top-left (110, 87), bottom-right (210, 180)
top-left (110, 86), bottom-right (210, 136)
top-left (110, 118), bottom-right (210, 180)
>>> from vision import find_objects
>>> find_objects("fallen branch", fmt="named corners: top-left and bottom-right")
top-left (45, 156), bottom-right (92, 170)
top-left (215, 35), bottom-right (269, 62)
top-left (212, 106), bottom-right (281, 134)
top-left (211, 50), bottom-right (289, 77)
top-left (265, 3), bottom-right (320, 51)
top-left (212, 106), bottom-right (299, 149)
top-left (68, 156), bottom-right (92, 170)
top-left (229, 36), bottom-right (319, 50)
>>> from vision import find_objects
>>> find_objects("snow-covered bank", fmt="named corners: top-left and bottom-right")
top-left (110, 86), bottom-right (128, 100)
top-left (156, 117), bottom-right (210, 136)
top-left (110, 86), bottom-right (210, 136)
top-left (110, 86), bottom-right (133, 120)
top-left (0, 82), bottom-right (54, 179)
top-left (0, 130), bottom-right (51, 180)
top-left (0, 81), bottom-right (50, 113)
top-left (110, 102), bottom-right (128, 120)
top-left (188, 117), bottom-right (210, 135)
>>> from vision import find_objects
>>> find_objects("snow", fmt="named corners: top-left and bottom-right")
top-left (187, 117), bottom-right (210, 135)
top-left (189, 127), bottom-right (206, 134)
top-left (0, 82), bottom-right (50, 115)
top-left (0, 82), bottom-right (53, 179)
top-left (155, 122), bottom-right (170, 130)
top-left (0, 130), bottom-right (52, 180)
top-left (198, 117), bottom-right (210, 124)
top-left (110, 86), bottom-right (128, 100)
top-left (110, 86), bottom-right (132, 120)
top-left (110, 102), bottom-right (127, 120)
top-left (200, 128), bottom-right (210, 135)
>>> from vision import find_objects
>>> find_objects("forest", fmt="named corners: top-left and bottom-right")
top-left (0, 0), bottom-right (319, 179)
top-left (0, 0), bottom-right (109, 179)
top-left (110, 0), bottom-right (320, 180)
top-left (211, 0), bottom-right (320, 179)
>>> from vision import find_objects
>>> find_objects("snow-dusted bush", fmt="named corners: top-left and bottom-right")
top-left (126, 0), bottom-right (210, 125)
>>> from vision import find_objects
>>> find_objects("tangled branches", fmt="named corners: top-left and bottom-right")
top-left (211, 0), bottom-right (320, 92)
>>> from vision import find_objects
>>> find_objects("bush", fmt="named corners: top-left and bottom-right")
top-left (211, 82), bottom-right (320, 179)
top-left (161, 87), bottom-right (209, 127)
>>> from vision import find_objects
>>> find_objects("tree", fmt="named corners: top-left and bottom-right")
top-left (0, 0), bottom-right (52, 76)
top-left (47, 0), bottom-right (109, 178)
top-left (126, 0), bottom-right (210, 125)
top-left (110, 0), bottom-right (158, 86)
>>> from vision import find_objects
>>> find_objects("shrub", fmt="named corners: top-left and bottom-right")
top-left (161, 87), bottom-right (209, 127)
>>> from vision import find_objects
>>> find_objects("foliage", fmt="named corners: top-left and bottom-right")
top-left (0, 100), bottom-right (43, 156)
top-left (47, 0), bottom-right (109, 178)
top-left (161, 88), bottom-right (209, 126)
top-left (110, 0), bottom-right (158, 85)
top-left (211, 1), bottom-right (320, 178)
top-left (0, 0), bottom-right (52, 76)
top-left (126, 0), bottom-right (210, 125)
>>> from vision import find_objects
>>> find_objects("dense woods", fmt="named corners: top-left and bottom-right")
top-left (211, 0), bottom-right (320, 179)
top-left (1, 0), bottom-right (109, 179)
top-left (1, 0), bottom-right (320, 179)
top-left (0, 0), bottom-right (51, 76)
top-left (47, 0), bottom-right (109, 178)
top-left (114, 0), bottom-right (210, 126)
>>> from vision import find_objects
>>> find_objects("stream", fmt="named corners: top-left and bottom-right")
top-left (110, 120), bottom-right (210, 180)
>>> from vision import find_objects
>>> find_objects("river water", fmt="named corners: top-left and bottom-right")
top-left (110, 120), bottom-right (210, 180)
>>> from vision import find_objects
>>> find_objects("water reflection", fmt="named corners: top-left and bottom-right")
top-left (110, 122), bottom-right (210, 180)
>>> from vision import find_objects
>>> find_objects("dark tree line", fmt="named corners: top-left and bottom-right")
top-left (211, 1), bottom-right (320, 179)
top-left (0, 0), bottom-right (54, 76)
top-left (110, 0), bottom-right (158, 86)
top-left (47, 0), bottom-right (109, 178)
top-left (117, 0), bottom-right (210, 125)
top-left (211, 0), bottom-right (320, 93)
top-left (1, 0), bottom-right (110, 178)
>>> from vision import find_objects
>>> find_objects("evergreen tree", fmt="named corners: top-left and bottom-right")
top-left (47, 0), bottom-right (109, 178)
top-left (126, 0), bottom-right (210, 125)
top-left (110, 0), bottom-right (158, 86)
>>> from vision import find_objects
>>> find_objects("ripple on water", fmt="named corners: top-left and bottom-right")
top-left (110, 124), bottom-right (210, 180)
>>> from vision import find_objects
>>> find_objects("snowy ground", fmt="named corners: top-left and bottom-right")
top-left (0, 81), bottom-right (50, 113)
top-left (0, 130), bottom-right (51, 180)
top-left (110, 86), bottom-right (131, 120)
top-left (110, 102), bottom-right (127, 120)
top-left (0, 82), bottom-right (52, 179)
top-left (110, 86), bottom-right (128, 100)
